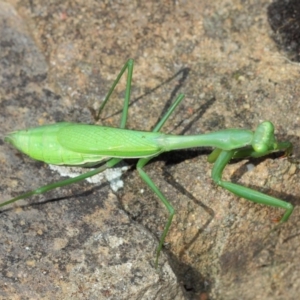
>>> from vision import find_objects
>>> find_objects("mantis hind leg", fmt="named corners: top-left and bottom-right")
top-left (136, 93), bottom-right (185, 267)
top-left (0, 158), bottom-right (123, 209)
top-left (96, 59), bottom-right (134, 129)
top-left (211, 150), bottom-right (294, 223)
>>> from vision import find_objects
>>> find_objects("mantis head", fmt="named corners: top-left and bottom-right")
top-left (252, 121), bottom-right (277, 154)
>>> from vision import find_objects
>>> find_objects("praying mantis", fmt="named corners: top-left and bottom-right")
top-left (1, 59), bottom-right (294, 267)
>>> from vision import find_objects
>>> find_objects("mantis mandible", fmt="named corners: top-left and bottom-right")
top-left (1, 59), bottom-right (294, 267)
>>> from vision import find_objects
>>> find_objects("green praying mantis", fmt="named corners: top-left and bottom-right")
top-left (1, 59), bottom-right (294, 267)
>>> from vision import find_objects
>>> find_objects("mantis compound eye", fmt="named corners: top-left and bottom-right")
top-left (252, 121), bottom-right (275, 153)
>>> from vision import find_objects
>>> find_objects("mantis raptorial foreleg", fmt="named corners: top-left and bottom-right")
top-left (211, 149), bottom-right (293, 222)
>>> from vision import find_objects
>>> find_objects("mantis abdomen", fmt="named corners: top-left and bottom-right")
top-left (5, 122), bottom-right (165, 165)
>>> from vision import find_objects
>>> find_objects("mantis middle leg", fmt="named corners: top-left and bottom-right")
top-left (136, 93), bottom-right (185, 267)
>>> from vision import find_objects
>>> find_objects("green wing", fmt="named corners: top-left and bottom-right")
top-left (57, 124), bottom-right (163, 157)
